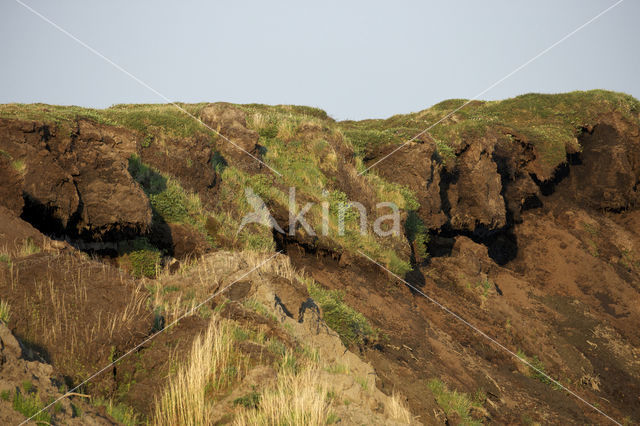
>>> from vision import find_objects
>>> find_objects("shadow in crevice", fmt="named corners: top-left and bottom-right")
top-left (529, 152), bottom-right (580, 196)
top-left (427, 223), bottom-right (518, 266)
top-left (430, 153), bottom-right (519, 265)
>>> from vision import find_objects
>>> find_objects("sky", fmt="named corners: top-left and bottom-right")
top-left (0, 0), bottom-right (638, 120)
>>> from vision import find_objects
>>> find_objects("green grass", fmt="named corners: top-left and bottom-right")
top-left (242, 298), bottom-right (278, 322)
top-left (121, 238), bottom-right (162, 279)
top-left (233, 389), bottom-right (261, 409)
top-left (0, 254), bottom-right (11, 266)
top-left (0, 102), bottom-right (215, 140)
top-left (92, 397), bottom-right (139, 426)
top-left (516, 349), bottom-right (562, 389)
top-left (3, 91), bottom-right (637, 280)
top-left (324, 363), bottom-right (349, 375)
top-left (128, 155), bottom-right (204, 226)
top-left (405, 211), bottom-right (429, 259)
top-left (19, 238), bottom-right (40, 256)
top-left (355, 376), bottom-right (369, 391)
top-left (128, 155), bottom-right (211, 251)
top-left (339, 90), bottom-right (640, 179)
top-left (306, 280), bottom-right (378, 347)
top-left (427, 378), bottom-right (483, 426)
top-left (12, 390), bottom-right (51, 424)
top-left (11, 159), bottom-right (26, 174)
top-left (0, 300), bottom-right (10, 323)
top-left (0, 99), bottom-right (418, 275)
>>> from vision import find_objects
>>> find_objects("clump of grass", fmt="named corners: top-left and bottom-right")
top-left (11, 159), bottom-right (26, 174)
top-left (121, 238), bottom-right (162, 279)
top-left (128, 155), bottom-right (167, 194)
top-left (149, 181), bottom-right (203, 224)
top-left (355, 376), bottom-right (369, 391)
top-left (324, 363), bottom-right (349, 375)
top-left (0, 253), bottom-right (11, 266)
top-left (306, 280), bottom-right (378, 347)
top-left (434, 138), bottom-right (456, 160)
top-left (0, 300), bottom-right (10, 323)
top-left (405, 211), bottom-right (429, 260)
top-left (233, 389), bottom-right (261, 409)
top-left (153, 315), bottom-right (244, 425)
top-left (92, 398), bottom-right (138, 426)
top-left (476, 278), bottom-right (492, 298)
top-left (232, 367), bottom-right (331, 426)
top-left (386, 391), bottom-right (413, 424)
top-left (427, 378), bottom-right (483, 426)
top-left (128, 155), bottom-right (203, 226)
top-left (516, 349), bottom-right (561, 389)
top-left (19, 238), bottom-right (40, 257)
top-left (242, 298), bottom-right (278, 322)
top-left (12, 390), bottom-right (51, 424)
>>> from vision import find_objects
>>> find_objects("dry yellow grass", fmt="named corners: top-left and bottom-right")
top-left (249, 112), bottom-right (268, 132)
top-left (386, 390), bottom-right (413, 424)
top-left (276, 120), bottom-right (297, 142)
top-left (233, 367), bottom-right (331, 426)
top-left (153, 315), bottom-right (244, 426)
top-left (16, 254), bottom-right (148, 371)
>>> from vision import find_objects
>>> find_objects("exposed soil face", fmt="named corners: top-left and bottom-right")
top-left (0, 249), bottom-right (153, 394)
top-left (0, 96), bottom-right (639, 424)
top-left (0, 118), bottom-right (152, 240)
top-left (199, 103), bottom-right (263, 175)
top-left (559, 122), bottom-right (640, 210)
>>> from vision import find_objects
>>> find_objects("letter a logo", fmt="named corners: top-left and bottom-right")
top-left (238, 187), bottom-right (285, 234)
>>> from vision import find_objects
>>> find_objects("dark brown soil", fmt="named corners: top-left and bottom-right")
top-left (0, 103), bottom-right (639, 425)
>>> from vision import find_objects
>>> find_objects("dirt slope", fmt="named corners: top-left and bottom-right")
top-left (0, 91), bottom-right (638, 424)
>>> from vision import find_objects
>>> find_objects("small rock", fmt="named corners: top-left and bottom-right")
top-left (0, 323), bottom-right (22, 359)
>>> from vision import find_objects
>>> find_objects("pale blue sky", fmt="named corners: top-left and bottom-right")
top-left (1, 0), bottom-right (638, 120)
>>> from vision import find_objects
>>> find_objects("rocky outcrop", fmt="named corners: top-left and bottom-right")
top-left (446, 139), bottom-right (506, 231)
top-left (0, 154), bottom-right (24, 215)
top-left (200, 103), bottom-right (262, 172)
top-left (0, 118), bottom-right (152, 240)
top-left (370, 114), bottom-right (640, 243)
top-left (562, 123), bottom-right (640, 211)
top-left (150, 222), bottom-right (210, 260)
top-left (0, 323), bottom-right (116, 425)
top-left (370, 141), bottom-right (447, 229)
top-left (77, 119), bottom-right (139, 159)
